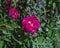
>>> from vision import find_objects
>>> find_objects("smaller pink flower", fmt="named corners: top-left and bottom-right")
top-left (9, 8), bottom-right (19, 19)
top-left (22, 16), bottom-right (40, 34)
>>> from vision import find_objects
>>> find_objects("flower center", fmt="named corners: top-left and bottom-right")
top-left (28, 21), bottom-right (31, 24)
top-left (28, 21), bottom-right (34, 27)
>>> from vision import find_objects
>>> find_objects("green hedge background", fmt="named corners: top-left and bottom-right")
top-left (0, 0), bottom-right (60, 48)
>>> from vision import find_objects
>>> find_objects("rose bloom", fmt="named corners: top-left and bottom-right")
top-left (22, 16), bottom-right (40, 34)
top-left (9, 8), bottom-right (19, 19)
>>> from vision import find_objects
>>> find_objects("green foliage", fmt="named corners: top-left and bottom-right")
top-left (0, 0), bottom-right (60, 48)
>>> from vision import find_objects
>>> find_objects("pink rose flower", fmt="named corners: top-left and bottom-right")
top-left (22, 16), bottom-right (40, 34)
top-left (9, 8), bottom-right (19, 19)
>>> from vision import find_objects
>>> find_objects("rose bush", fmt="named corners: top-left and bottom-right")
top-left (0, 0), bottom-right (60, 48)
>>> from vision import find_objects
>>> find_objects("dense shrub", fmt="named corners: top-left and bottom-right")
top-left (0, 0), bottom-right (60, 48)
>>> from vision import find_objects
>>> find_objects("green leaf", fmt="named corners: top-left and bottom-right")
top-left (53, 2), bottom-right (56, 9)
top-left (4, 38), bottom-right (11, 42)
top-left (2, 30), bottom-right (8, 34)
top-left (41, 23), bottom-right (45, 27)
top-left (0, 22), bottom-right (4, 26)
top-left (5, 24), bottom-right (14, 30)
top-left (0, 41), bottom-right (4, 48)
top-left (47, 30), bottom-right (52, 37)
top-left (13, 0), bottom-right (19, 2)
top-left (0, 0), bottom-right (1, 6)
top-left (5, 23), bottom-right (21, 30)
top-left (38, 37), bottom-right (44, 43)
top-left (12, 35), bottom-right (22, 45)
